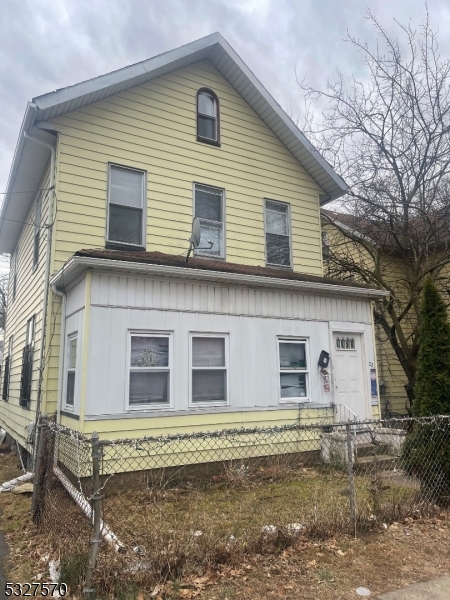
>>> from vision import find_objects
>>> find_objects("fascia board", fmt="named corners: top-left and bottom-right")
top-left (50, 256), bottom-right (389, 300)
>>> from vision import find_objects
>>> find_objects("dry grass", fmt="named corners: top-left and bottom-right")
top-left (0, 449), bottom-right (442, 600)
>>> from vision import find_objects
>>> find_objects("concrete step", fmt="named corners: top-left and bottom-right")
top-left (356, 442), bottom-right (390, 458)
top-left (355, 454), bottom-right (396, 472)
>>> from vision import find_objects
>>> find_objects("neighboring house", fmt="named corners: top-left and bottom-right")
top-left (322, 209), bottom-right (443, 415)
top-left (0, 33), bottom-right (387, 460)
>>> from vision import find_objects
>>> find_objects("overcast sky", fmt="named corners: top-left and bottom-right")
top-left (1, 0), bottom-right (450, 194)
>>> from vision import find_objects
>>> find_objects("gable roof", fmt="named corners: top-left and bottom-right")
top-left (0, 32), bottom-right (347, 254)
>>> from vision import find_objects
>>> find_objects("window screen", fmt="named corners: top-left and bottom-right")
top-left (265, 200), bottom-right (291, 266)
top-left (278, 340), bottom-right (308, 400)
top-left (191, 336), bottom-right (227, 404)
top-left (129, 335), bottom-right (170, 407)
top-left (108, 166), bottom-right (144, 246)
top-left (194, 185), bottom-right (224, 257)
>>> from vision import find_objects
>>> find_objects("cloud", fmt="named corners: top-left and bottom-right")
top-left (1, 0), bottom-right (450, 192)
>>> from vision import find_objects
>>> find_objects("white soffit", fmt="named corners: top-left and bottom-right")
top-left (0, 33), bottom-right (347, 254)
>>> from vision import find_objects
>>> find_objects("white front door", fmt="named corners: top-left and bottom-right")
top-left (332, 333), bottom-right (368, 421)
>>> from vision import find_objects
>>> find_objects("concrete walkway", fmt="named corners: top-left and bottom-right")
top-left (376, 575), bottom-right (450, 599)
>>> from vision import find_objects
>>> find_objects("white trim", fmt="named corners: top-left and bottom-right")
top-left (126, 330), bottom-right (173, 411)
top-left (277, 337), bottom-right (311, 404)
top-left (189, 332), bottom-right (229, 408)
top-left (63, 332), bottom-right (78, 412)
top-left (106, 163), bottom-right (147, 248)
top-left (193, 182), bottom-right (226, 259)
top-left (329, 321), bottom-right (367, 332)
top-left (50, 256), bottom-right (389, 300)
top-left (264, 198), bottom-right (293, 269)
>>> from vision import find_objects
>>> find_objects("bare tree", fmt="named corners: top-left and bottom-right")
top-left (301, 10), bottom-right (450, 405)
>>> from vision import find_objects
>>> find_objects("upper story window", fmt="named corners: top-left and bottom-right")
top-left (265, 200), bottom-right (291, 267)
top-left (322, 232), bottom-right (330, 262)
top-left (33, 194), bottom-right (42, 269)
top-left (107, 165), bottom-right (145, 248)
top-left (197, 89), bottom-right (220, 145)
top-left (194, 184), bottom-right (224, 258)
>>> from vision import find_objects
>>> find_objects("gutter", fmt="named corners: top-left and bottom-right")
top-left (23, 133), bottom-right (56, 441)
top-left (50, 256), bottom-right (389, 300)
top-left (51, 284), bottom-right (66, 425)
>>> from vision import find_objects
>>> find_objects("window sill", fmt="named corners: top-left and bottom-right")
top-left (265, 263), bottom-right (293, 271)
top-left (60, 409), bottom-right (79, 420)
top-left (105, 242), bottom-right (146, 252)
top-left (279, 399), bottom-right (311, 405)
top-left (196, 136), bottom-right (221, 148)
top-left (127, 404), bottom-right (171, 411)
top-left (193, 253), bottom-right (226, 261)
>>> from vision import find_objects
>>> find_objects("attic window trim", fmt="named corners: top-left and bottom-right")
top-left (196, 88), bottom-right (221, 147)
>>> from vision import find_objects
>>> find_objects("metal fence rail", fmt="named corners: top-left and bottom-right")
top-left (33, 415), bottom-right (450, 597)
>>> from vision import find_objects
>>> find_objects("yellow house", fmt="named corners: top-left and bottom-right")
top-left (322, 210), bottom-right (420, 415)
top-left (0, 34), bottom-right (387, 459)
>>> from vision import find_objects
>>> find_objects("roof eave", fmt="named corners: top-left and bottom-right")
top-left (50, 255), bottom-right (388, 300)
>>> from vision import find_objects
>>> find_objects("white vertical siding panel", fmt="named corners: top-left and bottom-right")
top-left (127, 277), bottom-right (137, 307)
top-left (228, 286), bottom-right (236, 314)
top-left (135, 277), bottom-right (145, 307)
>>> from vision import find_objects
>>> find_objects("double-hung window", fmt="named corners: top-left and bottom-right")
top-left (2, 337), bottom-right (13, 401)
top-left (20, 316), bottom-right (35, 408)
top-left (33, 194), bottom-right (42, 269)
top-left (194, 184), bottom-right (224, 258)
top-left (66, 334), bottom-right (77, 409)
top-left (129, 334), bottom-right (171, 408)
top-left (107, 165), bottom-right (145, 247)
top-left (265, 200), bottom-right (291, 267)
top-left (197, 89), bottom-right (220, 144)
top-left (278, 339), bottom-right (309, 401)
top-left (191, 335), bottom-right (228, 406)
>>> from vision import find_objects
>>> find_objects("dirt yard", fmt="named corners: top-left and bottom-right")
top-left (0, 449), bottom-right (450, 599)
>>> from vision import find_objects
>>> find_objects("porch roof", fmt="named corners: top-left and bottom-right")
top-left (50, 249), bottom-right (389, 300)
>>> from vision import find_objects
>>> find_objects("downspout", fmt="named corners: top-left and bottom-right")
top-left (23, 133), bottom-right (55, 442)
top-left (51, 285), bottom-right (66, 424)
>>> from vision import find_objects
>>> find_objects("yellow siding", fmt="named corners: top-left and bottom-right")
top-left (49, 60), bottom-right (323, 276)
top-left (80, 407), bottom-right (334, 439)
top-left (0, 164), bottom-right (52, 446)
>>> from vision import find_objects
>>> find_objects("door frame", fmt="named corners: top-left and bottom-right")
top-left (329, 322), bottom-right (371, 421)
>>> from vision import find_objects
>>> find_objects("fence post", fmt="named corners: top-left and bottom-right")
top-left (84, 432), bottom-right (102, 600)
top-left (31, 415), bottom-right (48, 524)
top-left (345, 423), bottom-right (356, 532)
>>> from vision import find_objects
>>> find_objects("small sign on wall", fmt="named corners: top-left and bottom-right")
top-left (370, 368), bottom-right (378, 397)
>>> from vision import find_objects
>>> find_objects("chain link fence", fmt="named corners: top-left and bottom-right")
top-left (33, 414), bottom-right (450, 597)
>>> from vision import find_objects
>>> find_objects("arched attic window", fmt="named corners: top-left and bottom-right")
top-left (197, 88), bottom-right (220, 146)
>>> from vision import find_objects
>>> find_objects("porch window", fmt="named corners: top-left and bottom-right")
top-left (19, 316), bottom-right (35, 408)
top-left (107, 165), bottom-right (145, 247)
top-left (265, 200), bottom-right (291, 267)
top-left (278, 339), bottom-right (309, 401)
top-left (194, 184), bottom-right (224, 258)
top-left (191, 335), bottom-right (228, 405)
top-left (2, 336), bottom-right (13, 401)
top-left (66, 334), bottom-right (77, 409)
top-left (129, 334), bottom-right (171, 408)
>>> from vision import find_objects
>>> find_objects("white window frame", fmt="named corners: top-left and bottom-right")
top-left (189, 332), bottom-right (229, 408)
top-left (2, 336), bottom-right (13, 402)
top-left (126, 331), bottom-right (173, 411)
top-left (64, 333), bottom-right (78, 411)
top-left (106, 164), bottom-right (146, 248)
top-left (264, 199), bottom-right (292, 268)
top-left (277, 337), bottom-right (310, 403)
top-left (193, 183), bottom-right (226, 259)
